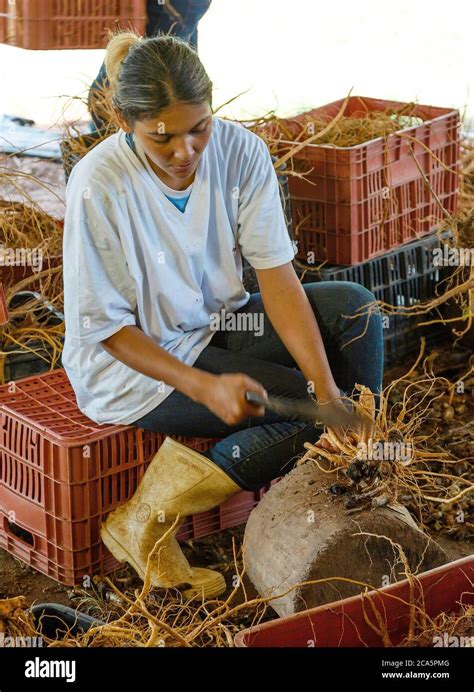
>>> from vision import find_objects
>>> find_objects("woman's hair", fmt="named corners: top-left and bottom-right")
top-left (104, 30), bottom-right (213, 125)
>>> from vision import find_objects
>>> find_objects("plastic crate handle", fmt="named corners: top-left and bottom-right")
top-left (2, 513), bottom-right (36, 550)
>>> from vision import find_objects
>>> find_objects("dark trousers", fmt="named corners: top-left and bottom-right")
top-left (132, 282), bottom-right (384, 491)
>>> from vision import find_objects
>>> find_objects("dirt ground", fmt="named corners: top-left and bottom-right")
top-left (0, 512), bottom-right (471, 616)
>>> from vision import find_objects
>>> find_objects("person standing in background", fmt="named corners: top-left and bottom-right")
top-left (88, 0), bottom-right (212, 133)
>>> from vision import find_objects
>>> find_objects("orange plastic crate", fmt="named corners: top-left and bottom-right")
top-left (0, 0), bottom-right (147, 50)
top-left (263, 96), bottom-right (461, 265)
top-left (0, 208), bottom-right (63, 290)
top-left (1, 255), bottom-right (63, 294)
top-left (234, 556), bottom-right (474, 647)
top-left (0, 369), bottom-right (273, 585)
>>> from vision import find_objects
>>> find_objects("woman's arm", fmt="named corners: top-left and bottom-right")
top-left (255, 262), bottom-right (341, 401)
top-left (101, 325), bottom-right (267, 424)
top-left (101, 326), bottom-right (209, 401)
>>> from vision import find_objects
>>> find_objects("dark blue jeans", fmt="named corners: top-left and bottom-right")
top-left (132, 282), bottom-right (384, 491)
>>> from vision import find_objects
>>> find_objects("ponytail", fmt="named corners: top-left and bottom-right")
top-left (104, 30), bottom-right (142, 90)
top-left (102, 30), bottom-right (213, 126)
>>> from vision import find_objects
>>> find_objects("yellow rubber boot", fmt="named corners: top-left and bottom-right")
top-left (100, 437), bottom-right (242, 599)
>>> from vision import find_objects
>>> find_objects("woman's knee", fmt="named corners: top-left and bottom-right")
top-left (304, 280), bottom-right (380, 322)
top-left (343, 282), bottom-right (378, 311)
top-left (336, 282), bottom-right (384, 355)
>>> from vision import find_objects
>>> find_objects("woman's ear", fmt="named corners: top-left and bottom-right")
top-left (113, 107), bottom-right (131, 133)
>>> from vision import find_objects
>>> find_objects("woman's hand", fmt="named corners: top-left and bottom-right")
top-left (199, 373), bottom-right (268, 426)
top-left (315, 382), bottom-right (372, 446)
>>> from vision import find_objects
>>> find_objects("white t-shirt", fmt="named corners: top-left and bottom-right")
top-left (62, 116), bottom-right (297, 424)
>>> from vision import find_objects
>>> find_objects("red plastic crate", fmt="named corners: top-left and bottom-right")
top-left (234, 556), bottom-right (474, 647)
top-left (0, 0), bottom-right (147, 50)
top-left (0, 369), bottom-right (274, 585)
top-left (0, 208), bottom-right (63, 290)
top-left (0, 254), bottom-right (63, 293)
top-left (0, 282), bottom-right (8, 325)
top-left (263, 96), bottom-right (460, 265)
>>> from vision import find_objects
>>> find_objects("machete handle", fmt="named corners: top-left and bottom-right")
top-left (245, 391), bottom-right (267, 407)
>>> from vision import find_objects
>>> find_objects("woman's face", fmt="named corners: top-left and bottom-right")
top-left (120, 102), bottom-right (213, 190)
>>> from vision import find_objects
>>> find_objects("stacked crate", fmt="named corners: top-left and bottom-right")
top-left (0, 369), bottom-right (276, 585)
top-left (0, 210), bottom-right (64, 383)
top-left (262, 96), bottom-right (461, 365)
top-left (0, 0), bottom-right (146, 50)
